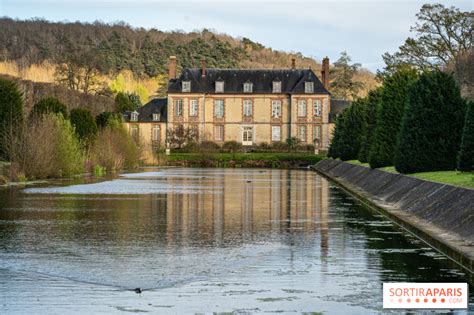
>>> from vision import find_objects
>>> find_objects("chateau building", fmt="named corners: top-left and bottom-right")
top-left (125, 56), bottom-right (346, 161)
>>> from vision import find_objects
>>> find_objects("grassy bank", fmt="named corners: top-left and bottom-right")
top-left (165, 152), bottom-right (325, 168)
top-left (346, 160), bottom-right (474, 189)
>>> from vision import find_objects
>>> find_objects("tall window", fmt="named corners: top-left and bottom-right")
top-left (174, 99), bottom-right (183, 116)
top-left (182, 81), bottom-right (191, 92)
top-left (152, 113), bottom-right (160, 121)
top-left (313, 125), bottom-right (321, 144)
top-left (214, 100), bottom-right (224, 118)
top-left (214, 125), bottom-right (224, 141)
top-left (272, 126), bottom-right (281, 141)
top-left (298, 100), bottom-right (307, 117)
top-left (130, 125), bottom-right (139, 141)
top-left (313, 99), bottom-right (321, 117)
top-left (272, 100), bottom-right (282, 118)
top-left (215, 81), bottom-right (224, 93)
top-left (273, 81), bottom-right (281, 93)
top-left (305, 82), bottom-right (314, 93)
top-left (152, 125), bottom-right (160, 142)
top-left (243, 100), bottom-right (253, 117)
top-left (298, 125), bottom-right (307, 142)
top-left (189, 99), bottom-right (198, 117)
top-left (130, 111), bottom-right (139, 121)
top-left (243, 82), bottom-right (253, 93)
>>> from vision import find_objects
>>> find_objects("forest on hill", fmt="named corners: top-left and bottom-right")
top-left (0, 18), bottom-right (377, 102)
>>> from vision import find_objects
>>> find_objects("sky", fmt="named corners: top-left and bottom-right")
top-left (0, 0), bottom-right (472, 72)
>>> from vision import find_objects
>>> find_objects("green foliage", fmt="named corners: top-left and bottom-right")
top-left (114, 92), bottom-right (136, 112)
top-left (457, 101), bottom-right (473, 171)
top-left (31, 97), bottom-right (68, 119)
top-left (133, 85), bottom-right (148, 104)
top-left (108, 74), bottom-right (126, 94)
top-left (330, 52), bottom-right (364, 100)
top-left (70, 108), bottom-right (98, 143)
top-left (379, 4), bottom-right (472, 78)
top-left (0, 78), bottom-right (23, 159)
top-left (327, 99), bottom-right (366, 160)
top-left (286, 137), bottom-right (302, 152)
top-left (358, 88), bottom-right (382, 163)
top-left (96, 111), bottom-right (122, 129)
top-left (53, 114), bottom-right (85, 177)
top-left (91, 123), bottom-right (140, 171)
top-left (394, 71), bottom-right (466, 173)
top-left (369, 67), bottom-right (418, 168)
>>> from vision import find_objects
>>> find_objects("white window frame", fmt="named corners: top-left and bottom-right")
top-left (215, 81), bottom-right (224, 93)
top-left (271, 100), bottom-right (282, 118)
top-left (242, 125), bottom-right (254, 145)
top-left (297, 100), bottom-right (307, 117)
top-left (189, 99), bottom-right (198, 117)
top-left (152, 125), bottom-right (160, 141)
top-left (298, 125), bottom-right (307, 142)
top-left (243, 100), bottom-right (253, 117)
top-left (182, 81), bottom-right (191, 92)
top-left (305, 81), bottom-right (314, 93)
top-left (130, 125), bottom-right (139, 140)
top-left (130, 111), bottom-right (139, 122)
top-left (243, 82), bottom-right (253, 93)
top-left (174, 99), bottom-right (183, 116)
top-left (271, 125), bottom-right (281, 141)
top-left (152, 113), bottom-right (160, 121)
top-left (214, 125), bottom-right (224, 141)
top-left (214, 100), bottom-right (224, 118)
top-left (272, 81), bottom-right (281, 93)
top-left (313, 99), bottom-right (321, 117)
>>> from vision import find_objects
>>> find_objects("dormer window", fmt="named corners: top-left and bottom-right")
top-left (215, 80), bottom-right (224, 93)
top-left (130, 111), bottom-right (139, 122)
top-left (305, 81), bottom-right (314, 93)
top-left (182, 81), bottom-right (191, 92)
top-left (152, 113), bottom-right (160, 121)
top-left (243, 82), bottom-right (253, 93)
top-left (273, 81), bottom-right (281, 93)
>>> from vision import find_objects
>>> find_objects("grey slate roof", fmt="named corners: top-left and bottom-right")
top-left (124, 98), bottom-right (167, 122)
top-left (168, 68), bottom-right (329, 94)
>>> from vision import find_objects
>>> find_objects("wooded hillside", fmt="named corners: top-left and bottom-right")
top-left (0, 18), bottom-right (378, 100)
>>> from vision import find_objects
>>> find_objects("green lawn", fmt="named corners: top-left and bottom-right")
top-left (346, 160), bottom-right (474, 189)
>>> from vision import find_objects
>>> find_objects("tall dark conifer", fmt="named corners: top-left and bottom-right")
top-left (394, 71), bottom-right (466, 173)
top-left (457, 101), bottom-right (473, 172)
top-left (358, 88), bottom-right (382, 163)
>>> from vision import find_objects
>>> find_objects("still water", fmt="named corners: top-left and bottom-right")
top-left (0, 168), bottom-right (472, 314)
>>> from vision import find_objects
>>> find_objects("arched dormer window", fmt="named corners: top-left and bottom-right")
top-left (130, 111), bottom-right (139, 122)
top-left (182, 81), bottom-right (191, 92)
top-left (243, 81), bottom-right (253, 93)
top-left (305, 81), bottom-right (314, 93)
top-left (152, 113), bottom-right (161, 121)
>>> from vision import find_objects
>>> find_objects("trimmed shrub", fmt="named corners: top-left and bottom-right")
top-left (70, 108), bottom-right (98, 143)
top-left (394, 71), bottom-right (467, 173)
top-left (369, 67), bottom-right (418, 168)
top-left (457, 101), bottom-right (474, 171)
top-left (31, 97), bottom-right (68, 119)
top-left (0, 78), bottom-right (23, 159)
top-left (222, 141), bottom-right (243, 153)
top-left (358, 88), bottom-right (382, 163)
top-left (328, 98), bottom-right (366, 161)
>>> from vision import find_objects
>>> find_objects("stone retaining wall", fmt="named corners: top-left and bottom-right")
top-left (313, 159), bottom-right (474, 274)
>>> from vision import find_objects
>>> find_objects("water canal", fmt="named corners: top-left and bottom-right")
top-left (0, 168), bottom-right (472, 314)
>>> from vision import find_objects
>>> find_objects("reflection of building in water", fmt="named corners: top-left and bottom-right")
top-left (164, 170), bottom-right (330, 251)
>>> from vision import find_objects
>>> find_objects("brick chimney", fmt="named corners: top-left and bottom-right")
top-left (168, 56), bottom-right (177, 80)
top-left (291, 58), bottom-right (296, 69)
top-left (321, 57), bottom-right (330, 89)
top-left (201, 58), bottom-right (206, 77)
